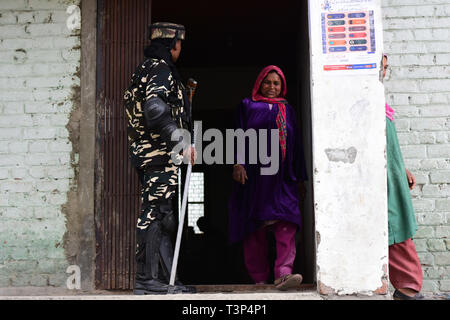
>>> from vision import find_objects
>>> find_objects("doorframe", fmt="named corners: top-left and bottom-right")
top-left (85, 0), bottom-right (317, 292)
top-left (77, 0), bottom-right (97, 290)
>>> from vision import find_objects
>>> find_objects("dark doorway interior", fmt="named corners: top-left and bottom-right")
top-left (152, 0), bottom-right (315, 287)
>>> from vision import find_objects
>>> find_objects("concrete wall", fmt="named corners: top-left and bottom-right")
top-left (0, 0), bottom-right (81, 288)
top-left (309, 0), bottom-right (388, 295)
top-left (382, 0), bottom-right (450, 294)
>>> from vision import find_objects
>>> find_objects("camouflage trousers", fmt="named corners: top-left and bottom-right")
top-left (135, 164), bottom-right (179, 280)
top-left (136, 164), bottom-right (179, 231)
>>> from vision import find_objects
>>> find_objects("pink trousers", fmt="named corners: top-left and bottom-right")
top-left (389, 238), bottom-right (423, 292)
top-left (243, 221), bottom-right (298, 283)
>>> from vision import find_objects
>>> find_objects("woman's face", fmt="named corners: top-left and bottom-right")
top-left (260, 71), bottom-right (282, 98)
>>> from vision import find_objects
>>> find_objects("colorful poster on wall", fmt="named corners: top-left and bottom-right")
top-left (320, 0), bottom-right (379, 75)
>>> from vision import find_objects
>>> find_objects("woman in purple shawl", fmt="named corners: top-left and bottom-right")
top-left (228, 65), bottom-right (307, 290)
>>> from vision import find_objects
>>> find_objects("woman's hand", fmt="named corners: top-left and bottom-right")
top-left (232, 164), bottom-right (248, 185)
top-left (405, 169), bottom-right (416, 190)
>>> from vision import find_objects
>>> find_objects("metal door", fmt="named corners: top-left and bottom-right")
top-left (95, 0), bottom-right (151, 290)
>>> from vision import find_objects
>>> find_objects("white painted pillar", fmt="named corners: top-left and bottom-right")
top-left (308, 0), bottom-right (388, 295)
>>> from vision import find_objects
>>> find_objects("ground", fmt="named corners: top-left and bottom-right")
top-left (0, 287), bottom-right (448, 300)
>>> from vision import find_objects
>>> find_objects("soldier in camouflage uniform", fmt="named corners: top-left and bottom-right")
top-left (124, 22), bottom-right (196, 295)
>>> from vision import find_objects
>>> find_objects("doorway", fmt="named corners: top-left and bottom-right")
top-left (94, 0), bottom-right (314, 291)
top-left (152, 0), bottom-right (315, 288)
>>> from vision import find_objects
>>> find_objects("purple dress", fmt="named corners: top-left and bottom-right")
top-left (228, 98), bottom-right (307, 243)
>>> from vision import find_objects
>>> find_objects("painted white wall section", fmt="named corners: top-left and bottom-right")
top-left (309, 0), bottom-right (388, 295)
top-left (0, 0), bottom-right (81, 287)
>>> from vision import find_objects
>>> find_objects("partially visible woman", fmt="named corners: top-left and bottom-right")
top-left (228, 65), bottom-right (307, 290)
top-left (383, 55), bottom-right (424, 300)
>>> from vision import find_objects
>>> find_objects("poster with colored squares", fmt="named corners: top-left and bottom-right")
top-left (325, 12), bottom-right (374, 53)
top-left (319, 0), bottom-right (379, 75)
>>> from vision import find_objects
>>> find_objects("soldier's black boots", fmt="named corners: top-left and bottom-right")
top-left (134, 278), bottom-right (173, 295)
top-left (133, 277), bottom-right (196, 295)
top-left (133, 200), bottom-right (196, 295)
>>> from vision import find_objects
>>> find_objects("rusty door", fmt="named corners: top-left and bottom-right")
top-left (95, 0), bottom-right (152, 290)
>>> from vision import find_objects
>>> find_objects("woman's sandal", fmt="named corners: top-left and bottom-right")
top-left (274, 274), bottom-right (303, 291)
top-left (393, 289), bottom-right (424, 300)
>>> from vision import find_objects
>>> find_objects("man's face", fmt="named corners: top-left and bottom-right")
top-left (171, 40), bottom-right (182, 62)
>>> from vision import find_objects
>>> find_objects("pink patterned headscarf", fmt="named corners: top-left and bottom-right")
top-left (386, 103), bottom-right (395, 121)
top-left (252, 65), bottom-right (287, 101)
top-left (383, 54), bottom-right (395, 121)
top-left (251, 65), bottom-right (288, 162)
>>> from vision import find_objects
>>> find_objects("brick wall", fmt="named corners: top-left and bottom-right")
top-left (382, 0), bottom-right (450, 294)
top-left (0, 0), bottom-right (80, 287)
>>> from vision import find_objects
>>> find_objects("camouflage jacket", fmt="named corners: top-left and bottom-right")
top-left (124, 57), bottom-right (192, 169)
